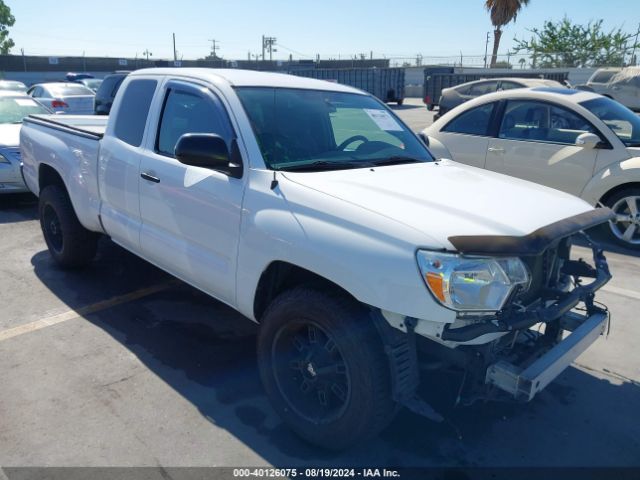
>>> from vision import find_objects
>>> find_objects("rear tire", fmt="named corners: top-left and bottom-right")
top-left (426, 103), bottom-right (435, 111)
top-left (257, 287), bottom-right (396, 450)
top-left (39, 185), bottom-right (99, 268)
top-left (603, 188), bottom-right (640, 250)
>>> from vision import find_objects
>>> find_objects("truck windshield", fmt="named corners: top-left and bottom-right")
top-left (0, 96), bottom-right (50, 123)
top-left (580, 96), bottom-right (640, 147)
top-left (235, 87), bottom-right (433, 171)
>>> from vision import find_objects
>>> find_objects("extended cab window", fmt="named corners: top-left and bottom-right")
top-left (156, 88), bottom-right (233, 157)
top-left (113, 79), bottom-right (157, 147)
top-left (499, 100), bottom-right (598, 145)
top-left (442, 103), bottom-right (495, 136)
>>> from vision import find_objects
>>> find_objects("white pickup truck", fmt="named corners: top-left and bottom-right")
top-left (21, 68), bottom-right (614, 449)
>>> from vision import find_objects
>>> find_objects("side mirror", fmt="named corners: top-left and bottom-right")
top-left (418, 132), bottom-right (430, 146)
top-left (175, 133), bottom-right (243, 178)
top-left (575, 132), bottom-right (601, 149)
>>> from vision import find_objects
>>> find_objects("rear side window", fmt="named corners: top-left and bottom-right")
top-left (591, 70), bottom-right (617, 83)
top-left (499, 81), bottom-right (524, 91)
top-left (156, 88), bottom-right (233, 157)
top-left (442, 103), bottom-right (495, 136)
top-left (113, 79), bottom-right (157, 147)
top-left (468, 81), bottom-right (498, 96)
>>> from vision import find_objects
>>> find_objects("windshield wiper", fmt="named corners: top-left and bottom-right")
top-left (368, 156), bottom-right (426, 167)
top-left (626, 142), bottom-right (640, 147)
top-left (276, 160), bottom-right (370, 172)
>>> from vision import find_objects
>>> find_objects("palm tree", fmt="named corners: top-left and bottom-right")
top-left (485, 0), bottom-right (530, 68)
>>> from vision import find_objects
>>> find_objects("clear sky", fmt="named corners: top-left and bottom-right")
top-left (5, 0), bottom-right (640, 61)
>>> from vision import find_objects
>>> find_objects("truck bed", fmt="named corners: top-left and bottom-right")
top-left (20, 113), bottom-right (106, 234)
top-left (24, 114), bottom-right (108, 138)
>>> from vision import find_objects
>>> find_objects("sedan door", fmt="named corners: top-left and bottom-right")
top-left (484, 100), bottom-right (602, 196)
top-left (139, 80), bottom-right (244, 306)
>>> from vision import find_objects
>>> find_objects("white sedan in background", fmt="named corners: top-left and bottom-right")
top-left (423, 87), bottom-right (640, 249)
top-left (26, 82), bottom-right (95, 114)
top-left (0, 92), bottom-right (51, 193)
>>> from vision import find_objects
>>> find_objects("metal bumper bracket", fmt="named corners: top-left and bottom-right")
top-left (486, 311), bottom-right (608, 401)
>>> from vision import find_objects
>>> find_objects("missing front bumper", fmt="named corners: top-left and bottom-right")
top-left (485, 310), bottom-right (608, 401)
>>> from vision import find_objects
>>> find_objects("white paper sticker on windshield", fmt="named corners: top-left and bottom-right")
top-left (14, 98), bottom-right (38, 107)
top-left (364, 108), bottom-right (403, 131)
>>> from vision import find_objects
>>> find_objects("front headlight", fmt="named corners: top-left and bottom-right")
top-left (416, 250), bottom-right (530, 312)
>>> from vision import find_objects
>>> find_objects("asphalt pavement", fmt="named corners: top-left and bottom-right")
top-left (0, 99), bottom-right (638, 469)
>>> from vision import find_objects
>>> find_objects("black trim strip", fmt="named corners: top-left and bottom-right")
top-left (24, 115), bottom-right (104, 140)
top-left (448, 208), bottom-right (615, 256)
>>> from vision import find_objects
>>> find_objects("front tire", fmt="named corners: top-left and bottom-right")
top-left (39, 185), bottom-right (99, 268)
top-left (257, 288), bottom-right (396, 450)
top-left (603, 188), bottom-right (640, 250)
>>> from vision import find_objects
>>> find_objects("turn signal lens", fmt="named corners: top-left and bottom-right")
top-left (425, 272), bottom-right (446, 302)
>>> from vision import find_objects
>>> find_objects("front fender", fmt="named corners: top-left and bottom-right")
top-left (580, 157), bottom-right (640, 205)
top-left (234, 170), bottom-right (455, 325)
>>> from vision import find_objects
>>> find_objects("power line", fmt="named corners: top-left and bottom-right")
top-left (275, 42), bottom-right (312, 59)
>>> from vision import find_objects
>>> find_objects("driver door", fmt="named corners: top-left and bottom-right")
top-left (139, 80), bottom-right (244, 305)
top-left (485, 100), bottom-right (600, 196)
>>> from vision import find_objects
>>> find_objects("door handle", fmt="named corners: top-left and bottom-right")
top-left (488, 147), bottom-right (505, 153)
top-left (140, 172), bottom-right (160, 183)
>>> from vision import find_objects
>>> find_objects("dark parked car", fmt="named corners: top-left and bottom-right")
top-left (434, 77), bottom-right (563, 120)
top-left (94, 73), bottom-right (128, 115)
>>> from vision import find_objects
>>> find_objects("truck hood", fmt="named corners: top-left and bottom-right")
top-left (282, 159), bottom-right (595, 250)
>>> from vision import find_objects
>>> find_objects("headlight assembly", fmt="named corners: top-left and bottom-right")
top-left (417, 250), bottom-right (530, 312)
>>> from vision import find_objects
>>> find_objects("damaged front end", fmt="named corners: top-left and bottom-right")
top-left (374, 208), bottom-right (614, 419)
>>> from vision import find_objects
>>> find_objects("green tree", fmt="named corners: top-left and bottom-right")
top-left (513, 18), bottom-right (640, 67)
top-left (0, 1), bottom-right (14, 54)
top-left (485, 0), bottom-right (530, 68)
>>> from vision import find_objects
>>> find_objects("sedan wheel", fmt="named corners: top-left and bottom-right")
top-left (608, 193), bottom-right (640, 249)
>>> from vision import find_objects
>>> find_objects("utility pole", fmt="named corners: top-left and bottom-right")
top-left (173, 33), bottom-right (177, 61)
top-left (484, 31), bottom-right (490, 68)
top-left (21, 48), bottom-right (26, 72)
top-left (208, 39), bottom-right (220, 59)
top-left (631, 23), bottom-right (640, 66)
top-left (262, 35), bottom-right (277, 61)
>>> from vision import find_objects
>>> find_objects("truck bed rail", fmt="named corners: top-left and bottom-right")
top-left (24, 114), bottom-right (106, 140)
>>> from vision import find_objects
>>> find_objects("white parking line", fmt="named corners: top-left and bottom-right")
top-left (601, 284), bottom-right (640, 301)
top-left (0, 281), bottom-right (176, 343)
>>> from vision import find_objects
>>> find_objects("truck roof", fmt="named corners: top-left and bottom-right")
top-left (129, 68), bottom-right (366, 95)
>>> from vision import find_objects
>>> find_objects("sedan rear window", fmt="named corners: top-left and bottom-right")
top-left (442, 103), bottom-right (495, 136)
top-left (47, 84), bottom-right (95, 96)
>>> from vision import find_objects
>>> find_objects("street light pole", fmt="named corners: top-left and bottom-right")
top-left (484, 31), bottom-right (490, 68)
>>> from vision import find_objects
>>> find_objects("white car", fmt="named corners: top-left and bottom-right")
top-left (26, 82), bottom-right (95, 114)
top-left (423, 87), bottom-right (640, 249)
top-left (588, 67), bottom-right (640, 111)
top-left (0, 91), bottom-right (51, 193)
top-left (20, 69), bottom-right (613, 448)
